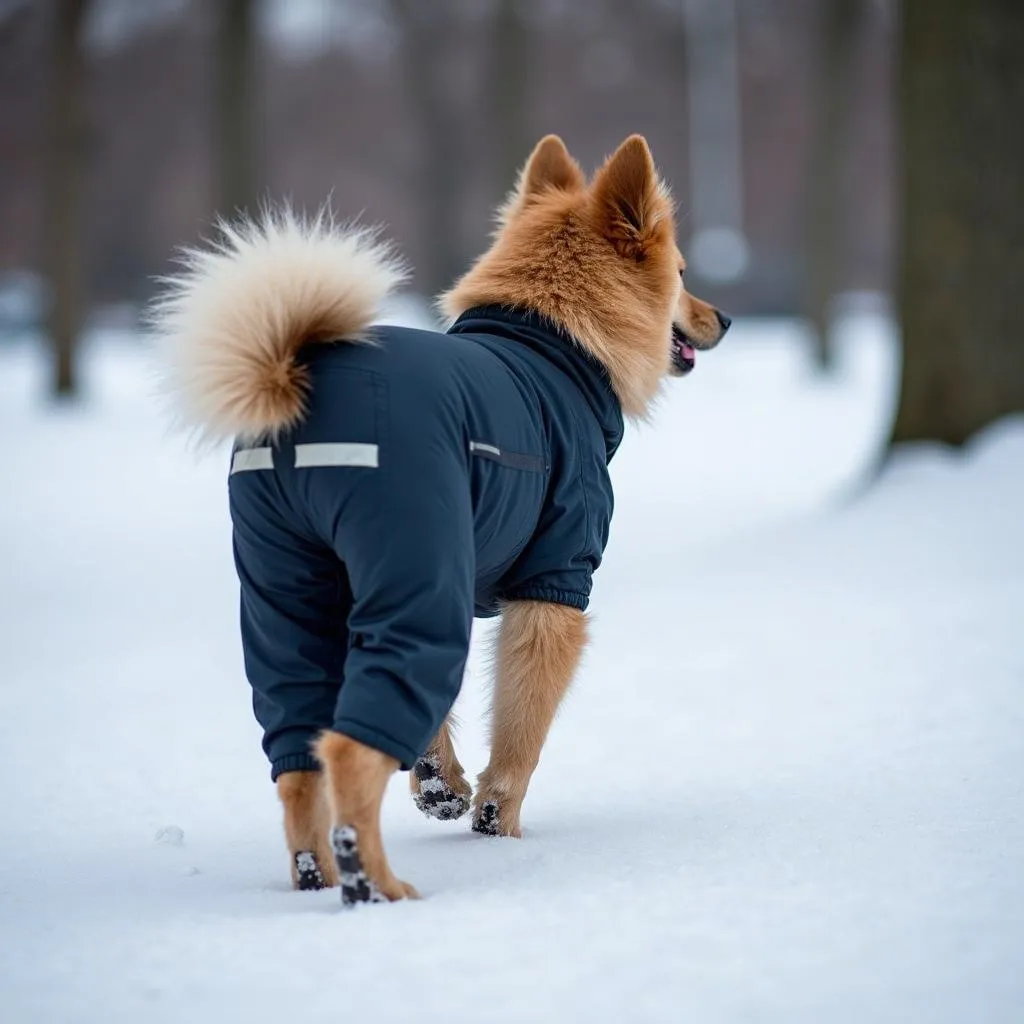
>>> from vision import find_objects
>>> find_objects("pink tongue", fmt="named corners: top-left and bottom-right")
top-left (681, 342), bottom-right (696, 360)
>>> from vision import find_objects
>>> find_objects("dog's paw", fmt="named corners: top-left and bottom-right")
top-left (411, 754), bottom-right (472, 821)
top-left (471, 794), bottom-right (523, 838)
top-left (330, 825), bottom-right (419, 906)
top-left (471, 799), bottom-right (502, 836)
top-left (294, 850), bottom-right (326, 890)
top-left (331, 825), bottom-right (387, 906)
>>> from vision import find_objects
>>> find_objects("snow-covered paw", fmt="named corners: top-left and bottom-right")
top-left (411, 754), bottom-right (471, 821)
top-left (294, 849), bottom-right (326, 891)
top-left (330, 825), bottom-right (388, 908)
top-left (472, 791), bottom-right (523, 837)
top-left (329, 825), bottom-right (419, 905)
top-left (472, 799), bottom-right (501, 836)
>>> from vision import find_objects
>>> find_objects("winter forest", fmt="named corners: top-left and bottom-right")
top-left (0, 1), bottom-right (1021, 1022)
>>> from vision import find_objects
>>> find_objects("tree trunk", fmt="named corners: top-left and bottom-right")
top-left (214, 0), bottom-right (257, 220)
top-left (389, 0), bottom-right (466, 298)
top-left (891, 0), bottom-right (1024, 446)
top-left (803, 0), bottom-right (860, 372)
top-left (489, 0), bottom-right (530, 206)
top-left (44, 0), bottom-right (89, 399)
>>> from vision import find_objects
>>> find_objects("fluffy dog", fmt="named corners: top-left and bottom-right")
top-left (153, 134), bottom-right (729, 903)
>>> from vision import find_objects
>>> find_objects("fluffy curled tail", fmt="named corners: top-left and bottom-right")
top-left (149, 207), bottom-right (406, 446)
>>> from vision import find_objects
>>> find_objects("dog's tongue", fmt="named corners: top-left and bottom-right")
top-left (680, 341), bottom-right (696, 361)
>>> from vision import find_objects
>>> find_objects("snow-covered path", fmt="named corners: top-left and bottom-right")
top-left (1, 317), bottom-right (1021, 1023)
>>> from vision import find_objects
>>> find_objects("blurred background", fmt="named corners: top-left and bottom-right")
top-left (4, 2), bottom-right (894, 374)
top-left (2, 5), bottom-right (1023, 1017)
top-left (2, 0), bottom-right (1019, 447)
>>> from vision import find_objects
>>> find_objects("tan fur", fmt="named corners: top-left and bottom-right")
top-left (151, 207), bottom-right (406, 446)
top-left (276, 770), bottom-right (338, 888)
top-left (441, 135), bottom-right (682, 419)
top-left (314, 731), bottom-right (419, 901)
top-left (474, 602), bottom-right (589, 837)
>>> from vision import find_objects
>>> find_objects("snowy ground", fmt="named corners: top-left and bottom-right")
top-left (1, 311), bottom-right (1021, 1023)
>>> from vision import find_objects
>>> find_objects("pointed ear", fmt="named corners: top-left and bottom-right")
top-left (517, 135), bottom-right (586, 199)
top-left (591, 135), bottom-right (666, 260)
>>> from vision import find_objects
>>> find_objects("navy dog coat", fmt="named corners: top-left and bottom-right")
top-left (228, 305), bottom-right (624, 778)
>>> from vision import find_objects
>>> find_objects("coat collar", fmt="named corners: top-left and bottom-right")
top-left (447, 304), bottom-right (625, 463)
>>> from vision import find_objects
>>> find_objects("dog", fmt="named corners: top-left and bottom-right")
top-left (153, 134), bottom-right (729, 904)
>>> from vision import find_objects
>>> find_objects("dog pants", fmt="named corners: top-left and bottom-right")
top-left (228, 368), bottom-right (475, 780)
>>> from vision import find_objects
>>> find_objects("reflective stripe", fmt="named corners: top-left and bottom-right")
top-left (469, 440), bottom-right (545, 473)
top-left (230, 447), bottom-right (273, 473)
top-left (294, 442), bottom-right (379, 468)
top-left (469, 441), bottom-right (501, 457)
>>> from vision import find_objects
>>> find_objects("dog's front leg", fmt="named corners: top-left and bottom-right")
top-left (410, 715), bottom-right (473, 820)
top-left (473, 601), bottom-right (587, 837)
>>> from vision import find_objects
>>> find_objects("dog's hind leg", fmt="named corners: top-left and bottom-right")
top-left (318, 439), bottom-right (475, 901)
top-left (315, 732), bottom-right (419, 904)
top-left (410, 715), bottom-right (472, 821)
top-left (277, 770), bottom-right (338, 889)
top-left (473, 601), bottom-right (587, 838)
top-left (230, 478), bottom-right (355, 892)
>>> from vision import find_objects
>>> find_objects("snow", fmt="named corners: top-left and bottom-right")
top-left (1, 311), bottom-right (1022, 1023)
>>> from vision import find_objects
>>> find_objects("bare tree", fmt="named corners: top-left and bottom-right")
top-left (388, 0), bottom-right (466, 297)
top-left (802, 0), bottom-right (861, 372)
top-left (44, 0), bottom-right (89, 398)
top-left (214, 0), bottom-right (257, 219)
top-left (891, 0), bottom-right (1024, 446)
top-left (489, 0), bottom-right (530, 205)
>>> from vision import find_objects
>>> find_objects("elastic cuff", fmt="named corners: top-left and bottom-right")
top-left (501, 587), bottom-right (588, 611)
top-left (270, 752), bottom-right (321, 781)
top-left (332, 718), bottom-right (421, 772)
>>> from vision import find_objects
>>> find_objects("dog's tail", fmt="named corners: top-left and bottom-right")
top-left (150, 207), bottom-right (406, 446)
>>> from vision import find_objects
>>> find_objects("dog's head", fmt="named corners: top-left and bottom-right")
top-left (440, 134), bottom-right (729, 418)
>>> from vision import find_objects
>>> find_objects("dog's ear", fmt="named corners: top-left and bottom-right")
top-left (591, 135), bottom-right (667, 261)
top-left (517, 135), bottom-right (586, 199)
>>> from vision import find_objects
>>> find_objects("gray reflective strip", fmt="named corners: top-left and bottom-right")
top-left (230, 447), bottom-right (273, 473)
top-left (470, 441), bottom-right (501, 457)
top-left (294, 442), bottom-right (379, 468)
top-left (469, 440), bottom-right (545, 473)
